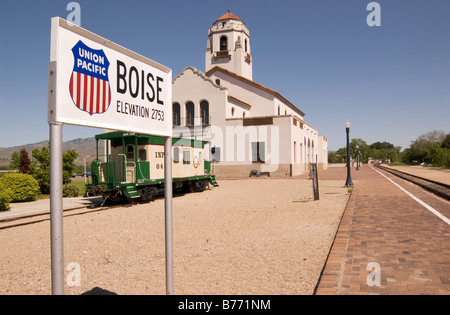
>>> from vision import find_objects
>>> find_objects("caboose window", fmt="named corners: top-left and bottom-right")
top-left (127, 145), bottom-right (135, 161)
top-left (183, 150), bottom-right (190, 165)
top-left (139, 149), bottom-right (147, 162)
top-left (173, 147), bottom-right (180, 163)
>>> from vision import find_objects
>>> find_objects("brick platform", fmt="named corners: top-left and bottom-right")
top-left (314, 165), bottom-right (450, 295)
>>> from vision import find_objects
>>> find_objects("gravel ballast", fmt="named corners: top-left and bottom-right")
top-left (0, 178), bottom-right (350, 295)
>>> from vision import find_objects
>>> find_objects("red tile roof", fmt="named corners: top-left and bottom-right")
top-left (206, 66), bottom-right (306, 117)
top-left (216, 11), bottom-right (244, 24)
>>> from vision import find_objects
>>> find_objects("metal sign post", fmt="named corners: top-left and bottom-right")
top-left (164, 137), bottom-right (174, 295)
top-left (49, 17), bottom-right (173, 295)
top-left (49, 122), bottom-right (65, 295)
top-left (48, 61), bottom-right (65, 295)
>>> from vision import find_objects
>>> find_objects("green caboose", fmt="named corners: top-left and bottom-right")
top-left (86, 131), bottom-right (218, 203)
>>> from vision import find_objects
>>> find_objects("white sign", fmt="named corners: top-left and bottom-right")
top-left (49, 17), bottom-right (172, 137)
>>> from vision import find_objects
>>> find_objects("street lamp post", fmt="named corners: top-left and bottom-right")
top-left (345, 121), bottom-right (354, 187)
top-left (356, 145), bottom-right (360, 171)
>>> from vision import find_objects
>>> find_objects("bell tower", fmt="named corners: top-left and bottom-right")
top-left (205, 11), bottom-right (253, 80)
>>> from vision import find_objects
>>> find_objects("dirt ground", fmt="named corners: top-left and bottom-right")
top-left (0, 178), bottom-right (350, 295)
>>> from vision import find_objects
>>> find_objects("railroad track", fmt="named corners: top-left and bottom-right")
top-left (374, 164), bottom-right (450, 201)
top-left (0, 202), bottom-right (117, 231)
top-left (0, 193), bottom-right (170, 231)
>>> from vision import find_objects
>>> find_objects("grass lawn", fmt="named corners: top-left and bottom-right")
top-left (71, 177), bottom-right (89, 196)
top-left (36, 177), bottom-right (88, 199)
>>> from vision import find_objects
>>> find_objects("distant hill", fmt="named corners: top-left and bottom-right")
top-left (0, 137), bottom-right (104, 167)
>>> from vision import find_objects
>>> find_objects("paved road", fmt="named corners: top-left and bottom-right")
top-left (315, 165), bottom-right (450, 295)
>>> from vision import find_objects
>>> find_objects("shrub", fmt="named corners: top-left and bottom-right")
top-left (0, 182), bottom-right (13, 211)
top-left (429, 146), bottom-right (450, 168)
top-left (63, 183), bottom-right (80, 198)
top-left (0, 173), bottom-right (40, 203)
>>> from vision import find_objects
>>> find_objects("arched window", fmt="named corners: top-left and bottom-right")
top-left (300, 143), bottom-right (303, 164)
top-left (245, 39), bottom-right (248, 52)
top-left (220, 36), bottom-right (228, 51)
top-left (173, 103), bottom-right (180, 127)
top-left (294, 141), bottom-right (297, 163)
top-left (231, 107), bottom-right (235, 117)
top-left (186, 102), bottom-right (194, 126)
top-left (200, 100), bottom-right (210, 125)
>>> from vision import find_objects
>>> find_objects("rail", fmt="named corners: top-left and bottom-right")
top-left (374, 164), bottom-right (450, 201)
top-left (0, 203), bottom-right (106, 231)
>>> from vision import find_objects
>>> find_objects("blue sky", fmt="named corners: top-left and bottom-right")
top-left (0, 0), bottom-right (449, 151)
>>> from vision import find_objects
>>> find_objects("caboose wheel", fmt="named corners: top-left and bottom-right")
top-left (189, 180), bottom-right (208, 193)
top-left (139, 186), bottom-right (158, 203)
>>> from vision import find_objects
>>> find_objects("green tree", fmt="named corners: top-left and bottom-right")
top-left (368, 141), bottom-right (400, 163)
top-left (63, 150), bottom-right (78, 184)
top-left (336, 147), bottom-right (348, 162)
top-left (9, 152), bottom-right (20, 170)
top-left (370, 141), bottom-right (395, 150)
top-left (442, 133), bottom-right (450, 149)
top-left (350, 138), bottom-right (369, 163)
top-left (29, 146), bottom-right (50, 194)
top-left (402, 130), bottom-right (449, 166)
top-left (328, 152), bottom-right (338, 163)
top-left (429, 145), bottom-right (450, 167)
top-left (29, 146), bottom-right (78, 194)
top-left (9, 149), bottom-right (32, 173)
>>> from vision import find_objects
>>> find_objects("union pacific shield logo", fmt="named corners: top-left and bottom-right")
top-left (69, 40), bottom-right (111, 115)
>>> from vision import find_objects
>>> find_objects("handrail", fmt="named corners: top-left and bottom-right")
top-left (118, 154), bottom-right (136, 183)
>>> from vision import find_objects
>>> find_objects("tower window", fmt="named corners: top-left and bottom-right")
top-left (173, 103), bottom-right (180, 127)
top-left (245, 39), bottom-right (248, 52)
top-left (201, 100), bottom-right (210, 125)
top-left (186, 102), bottom-right (194, 126)
top-left (220, 36), bottom-right (228, 51)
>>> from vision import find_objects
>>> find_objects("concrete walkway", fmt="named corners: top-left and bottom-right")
top-left (314, 165), bottom-right (450, 295)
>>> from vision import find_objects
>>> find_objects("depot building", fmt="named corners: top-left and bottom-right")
top-left (172, 12), bottom-right (328, 177)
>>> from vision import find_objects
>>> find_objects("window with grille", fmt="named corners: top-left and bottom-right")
top-left (252, 142), bottom-right (265, 163)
